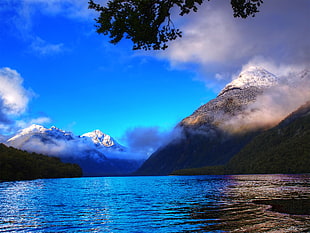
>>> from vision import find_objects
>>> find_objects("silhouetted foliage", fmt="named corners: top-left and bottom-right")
top-left (88, 0), bottom-right (263, 50)
top-left (0, 144), bottom-right (82, 181)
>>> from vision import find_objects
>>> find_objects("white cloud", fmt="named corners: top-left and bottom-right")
top-left (21, 0), bottom-right (95, 19)
top-left (0, 67), bottom-right (51, 135)
top-left (0, 67), bottom-right (32, 116)
top-left (220, 69), bottom-right (310, 133)
top-left (16, 116), bottom-right (52, 129)
top-left (30, 116), bottom-right (51, 125)
top-left (159, 0), bottom-right (310, 84)
top-left (122, 126), bottom-right (184, 157)
top-left (20, 136), bottom-right (98, 159)
top-left (161, 4), bottom-right (242, 66)
top-left (30, 37), bottom-right (64, 55)
top-left (240, 57), bottom-right (308, 80)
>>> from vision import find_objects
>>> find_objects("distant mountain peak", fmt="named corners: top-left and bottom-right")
top-left (23, 124), bottom-right (46, 132)
top-left (5, 125), bottom-right (142, 176)
top-left (50, 125), bottom-right (62, 131)
top-left (181, 66), bottom-right (278, 130)
top-left (8, 124), bottom-right (120, 148)
top-left (218, 66), bottom-right (278, 96)
top-left (81, 130), bottom-right (115, 147)
top-left (7, 124), bottom-right (75, 144)
top-left (7, 124), bottom-right (46, 142)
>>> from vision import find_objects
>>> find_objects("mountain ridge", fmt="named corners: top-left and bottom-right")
top-left (218, 66), bottom-right (278, 96)
top-left (5, 124), bottom-right (143, 176)
top-left (7, 124), bottom-right (125, 153)
top-left (135, 66), bottom-right (309, 175)
top-left (172, 101), bottom-right (310, 175)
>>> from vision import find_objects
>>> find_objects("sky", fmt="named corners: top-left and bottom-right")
top-left (0, 0), bottom-right (309, 150)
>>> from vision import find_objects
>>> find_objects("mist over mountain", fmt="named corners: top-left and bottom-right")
top-left (5, 125), bottom-right (144, 176)
top-left (173, 101), bottom-right (310, 175)
top-left (135, 66), bottom-right (310, 175)
top-left (5, 66), bottom-right (309, 177)
top-left (225, 101), bottom-right (310, 174)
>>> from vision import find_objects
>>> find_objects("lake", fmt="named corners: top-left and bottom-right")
top-left (0, 174), bottom-right (309, 232)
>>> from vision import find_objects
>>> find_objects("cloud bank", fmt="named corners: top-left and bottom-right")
top-left (122, 126), bottom-right (183, 157)
top-left (6, 126), bottom-right (144, 163)
top-left (0, 67), bottom-right (51, 134)
top-left (0, 67), bottom-right (32, 132)
top-left (221, 69), bottom-right (310, 133)
top-left (30, 37), bottom-right (64, 56)
top-left (0, 67), bottom-right (31, 116)
top-left (20, 135), bottom-right (106, 161)
top-left (159, 0), bottom-right (310, 83)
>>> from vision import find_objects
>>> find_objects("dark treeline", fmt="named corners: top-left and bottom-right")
top-left (0, 143), bottom-right (82, 181)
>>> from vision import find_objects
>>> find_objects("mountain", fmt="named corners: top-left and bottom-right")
top-left (218, 66), bottom-right (278, 96)
top-left (180, 66), bottom-right (278, 133)
top-left (226, 101), bottom-right (310, 174)
top-left (135, 66), bottom-right (307, 175)
top-left (6, 125), bottom-right (143, 176)
top-left (81, 129), bottom-right (125, 152)
top-left (172, 101), bottom-right (310, 175)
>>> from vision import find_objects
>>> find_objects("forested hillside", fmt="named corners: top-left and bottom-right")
top-left (172, 102), bottom-right (310, 175)
top-left (0, 143), bottom-right (82, 181)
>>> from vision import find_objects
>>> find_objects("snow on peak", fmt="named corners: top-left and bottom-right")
top-left (51, 126), bottom-right (61, 131)
top-left (7, 124), bottom-right (44, 143)
top-left (81, 130), bottom-right (115, 147)
top-left (22, 124), bottom-right (46, 132)
top-left (8, 124), bottom-right (47, 142)
top-left (7, 124), bottom-right (75, 143)
top-left (7, 124), bottom-right (120, 150)
top-left (218, 66), bottom-right (278, 96)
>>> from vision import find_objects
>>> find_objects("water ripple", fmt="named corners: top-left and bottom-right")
top-left (0, 175), bottom-right (309, 232)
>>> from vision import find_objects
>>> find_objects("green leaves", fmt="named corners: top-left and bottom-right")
top-left (231, 0), bottom-right (264, 18)
top-left (88, 0), bottom-right (263, 50)
top-left (89, 0), bottom-right (180, 50)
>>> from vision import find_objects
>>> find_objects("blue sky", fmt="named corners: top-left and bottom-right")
top-left (0, 0), bottom-right (309, 149)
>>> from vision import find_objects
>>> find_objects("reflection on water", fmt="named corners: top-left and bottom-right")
top-left (0, 174), bottom-right (309, 232)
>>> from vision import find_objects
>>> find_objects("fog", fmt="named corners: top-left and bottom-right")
top-left (221, 69), bottom-right (310, 133)
top-left (122, 126), bottom-right (184, 157)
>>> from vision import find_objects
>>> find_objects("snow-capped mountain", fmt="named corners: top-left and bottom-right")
top-left (81, 130), bottom-right (125, 151)
top-left (6, 125), bottom-right (142, 176)
top-left (180, 66), bottom-right (279, 133)
top-left (136, 66), bottom-right (310, 175)
top-left (82, 130), bottom-right (115, 147)
top-left (7, 124), bottom-right (75, 148)
top-left (7, 124), bottom-right (123, 153)
top-left (218, 66), bottom-right (278, 96)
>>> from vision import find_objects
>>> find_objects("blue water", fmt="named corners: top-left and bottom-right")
top-left (0, 175), bottom-right (309, 232)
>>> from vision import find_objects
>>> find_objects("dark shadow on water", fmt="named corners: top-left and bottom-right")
top-left (253, 199), bottom-right (310, 215)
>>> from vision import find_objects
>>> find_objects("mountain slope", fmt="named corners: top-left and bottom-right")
top-left (6, 125), bottom-right (143, 176)
top-left (81, 129), bottom-right (125, 152)
top-left (218, 66), bottom-right (278, 96)
top-left (0, 143), bottom-right (82, 181)
top-left (172, 101), bottom-right (310, 175)
top-left (135, 66), bottom-right (278, 175)
top-left (226, 101), bottom-right (310, 174)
